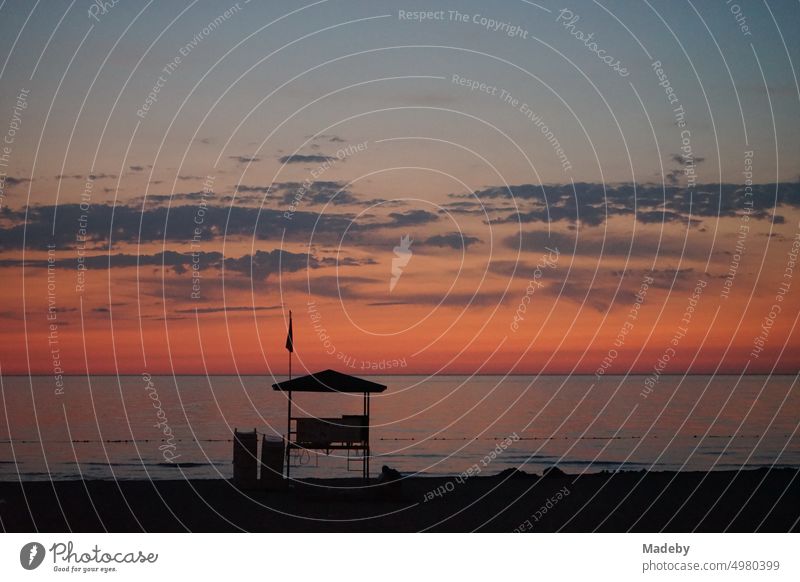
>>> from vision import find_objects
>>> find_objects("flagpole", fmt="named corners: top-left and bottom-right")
top-left (286, 310), bottom-right (292, 480)
top-left (288, 309), bottom-right (293, 380)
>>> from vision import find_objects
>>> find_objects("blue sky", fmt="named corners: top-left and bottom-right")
top-left (1, 0), bottom-right (797, 195)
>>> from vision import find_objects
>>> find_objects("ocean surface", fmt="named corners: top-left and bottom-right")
top-left (1, 374), bottom-right (797, 481)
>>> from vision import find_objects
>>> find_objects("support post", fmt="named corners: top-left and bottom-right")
top-left (363, 391), bottom-right (370, 480)
top-left (286, 389), bottom-right (292, 480)
top-left (285, 339), bottom-right (293, 480)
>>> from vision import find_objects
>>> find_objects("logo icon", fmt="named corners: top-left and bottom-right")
top-left (390, 234), bottom-right (413, 292)
top-left (20, 542), bottom-right (45, 570)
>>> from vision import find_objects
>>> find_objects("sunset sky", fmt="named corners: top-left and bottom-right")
top-left (0, 0), bottom-right (798, 376)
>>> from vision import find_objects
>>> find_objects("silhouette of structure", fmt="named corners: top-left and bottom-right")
top-left (232, 428), bottom-right (258, 489)
top-left (272, 369), bottom-right (387, 479)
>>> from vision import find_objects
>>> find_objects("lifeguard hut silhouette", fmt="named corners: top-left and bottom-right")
top-left (272, 369), bottom-right (387, 480)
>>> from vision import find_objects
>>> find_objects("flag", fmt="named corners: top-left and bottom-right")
top-left (285, 310), bottom-right (293, 353)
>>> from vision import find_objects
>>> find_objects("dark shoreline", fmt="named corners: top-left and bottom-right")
top-left (1, 468), bottom-right (797, 532)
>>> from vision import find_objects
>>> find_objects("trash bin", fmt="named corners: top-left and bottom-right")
top-left (259, 436), bottom-right (285, 489)
top-left (233, 428), bottom-right (258, 489)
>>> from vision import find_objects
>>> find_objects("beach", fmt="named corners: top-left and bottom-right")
top-left (2, 468), bottom-right (797, 532)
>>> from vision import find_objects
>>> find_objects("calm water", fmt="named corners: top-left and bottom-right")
top-left (1, 375), bottom-right (798, 480)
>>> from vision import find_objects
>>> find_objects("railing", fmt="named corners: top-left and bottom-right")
top-left (290, 415), bottom-right (368, 449)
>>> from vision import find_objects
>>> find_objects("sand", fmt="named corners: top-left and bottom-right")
top-left (1, 468), bottom-right (797, 532)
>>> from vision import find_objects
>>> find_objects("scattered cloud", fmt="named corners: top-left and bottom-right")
top-left (1, 176), bottom-right (31, 187)
top-left (470, 181), bottom-right (797, 227)
top-left (383, 209), bottom-right (439, 228)
top-left (130, 191), bottom-right (215, 206)
top-left (55, 173), bottom-right (117, 181)
top-left (234, 182), bottom-right (391, 208)
top-left (174, 305), bottom-right (282, 314)
top-left (307, 133), bottom-right (346, 143)
top-left (0, 248), bottom-right (372, 280)
top-left (229, 155), bottom-right (260, 164)
top-left (235, 185), bottom-right (272, 194)
top-left (423, 232), bottom-right (481, 249)
top-left (670, 153), bottom-right (705, 165)
top-left (278, 154), bottom-right (336, 164)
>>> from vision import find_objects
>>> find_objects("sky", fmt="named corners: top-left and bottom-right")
top-left (0, 0), bottom-right (798, 376)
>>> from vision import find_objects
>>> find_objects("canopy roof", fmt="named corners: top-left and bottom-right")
top-left (271, 369), bottom-right (387, 393)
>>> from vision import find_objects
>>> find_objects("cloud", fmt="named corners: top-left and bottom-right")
top-left (129, 191), bottom-right (215, 206)
top-left (1, 176), bottom-right (31, 187)
top-left (307, 133), bottom-right (346, 143)
top-left (55, 173), bottom-right (117, 180)
top-left (129, 165), bottom-right (145, 172)
top-left (278, 154), bottom-right (337, 164)
top-left (417, 290), bottom-right (510, 307)
top-left (235, 185), bottom-right (272, 194)
top-left (229, 155), bottom-right (260, 164)
top-left (236, 181), bottom-right (360, 206)
top-left (0, 250), bottom-right (221, 272)
top-left (423, 232), bottom-right (481, 249)
top-left (383, 209), bottom-right (439, 227)
top-left (223, 249), bottom-right (376, 279)
top-left (222, 249), bottom-right (319, 279)
top-left (450, 184), bottom-right (545, 201)
top-left (636, 210), bottom-right (701, 225)
top-left (475, 181), bottom-right (798, 227)
top-left (438, 200), bottom-right (514, 216)
top-left (0, 202), bottom-right (332, 248)
top-left (0, 248), bottom-right (372, 280)
top-left (2, 180), bottom-right (794, 252)
top-left (174, 305), bottom-right (282, 314)
top-left (665, 154), bottom-right (705, 186)
top-left (277, 181), bottom-right (358, 206)
top-left (670, 153), bottom-right (705, 165)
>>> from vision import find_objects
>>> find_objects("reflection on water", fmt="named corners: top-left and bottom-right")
top-left (1, 374), bottom-right (797, 480)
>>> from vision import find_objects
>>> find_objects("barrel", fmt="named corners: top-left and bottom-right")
top-left (259, 436), bottom-right (285, 488)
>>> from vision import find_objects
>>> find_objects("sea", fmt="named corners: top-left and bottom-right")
top-left (1, 374), bottom-right (797, 481)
